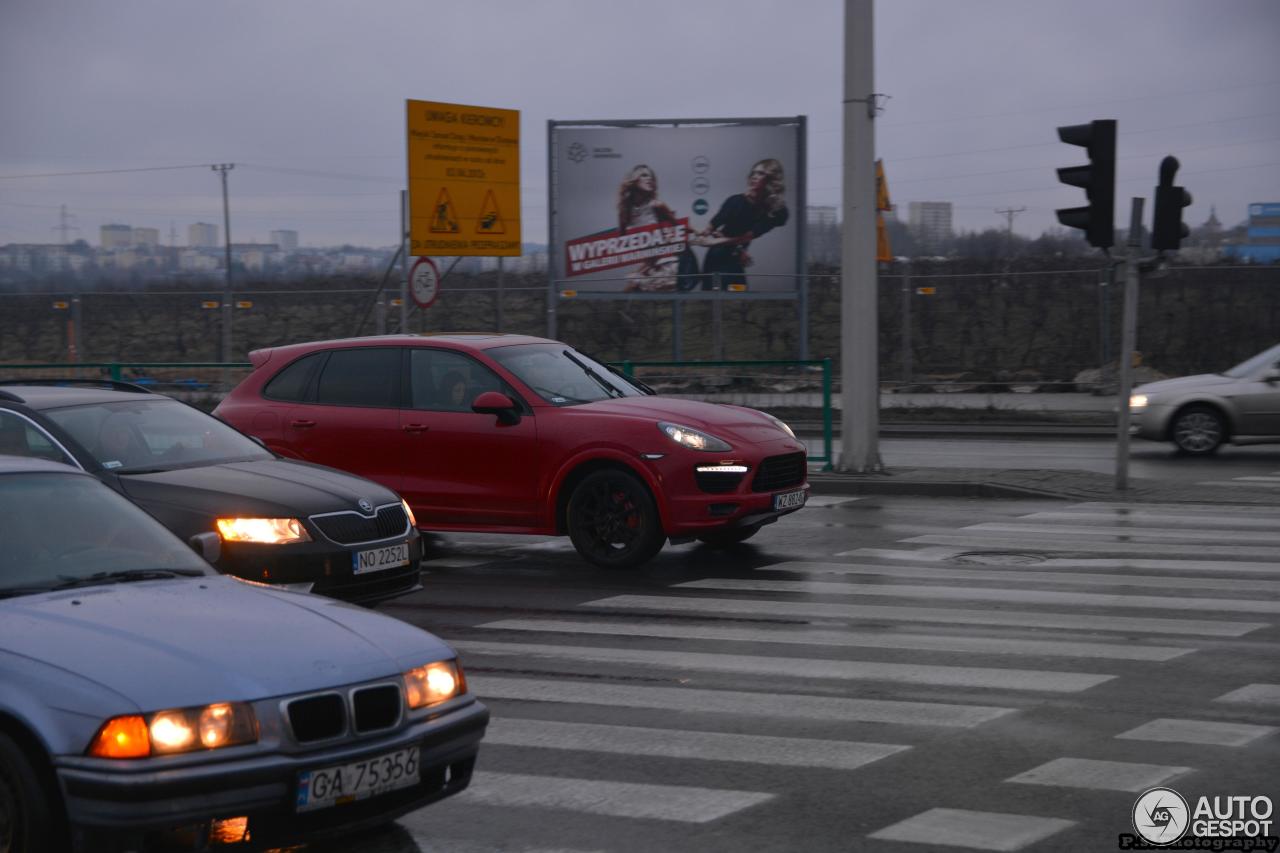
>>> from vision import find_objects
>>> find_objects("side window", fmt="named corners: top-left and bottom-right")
top-left (314, 348), bottom-right (401, 408)
top-left (0, 411), bottom-right (74, 465)
top-left (262, 352), bottom-right (325, 402)
top-left (408, 349), bottom-right (518, 412)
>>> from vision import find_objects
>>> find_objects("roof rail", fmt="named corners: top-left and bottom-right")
top-left (0, 378), bottom-right (154, 394)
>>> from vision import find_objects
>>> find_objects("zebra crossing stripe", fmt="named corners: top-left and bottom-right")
top-left (459, 771), bottom-right (774, 824)
top-left (906, 533), bottom-right (1280, 560)
top-left (453, 640), bottom-right (1114, 693)
top-left (1069, 501), bottom-right (1279, 515)
top-left (1116, 718), bottom-right (1278, 747)
top-left (469, 675), bottom-right (1015, 728)
top-left (963, 521), bottom-right (1280, 544)
top-left (1005, 757), bottom-right (1190, 792)
top-left (1022, 510), bottom-right (1280, 529)
top-left (674, 577), bottom-right (1280, 615)
top-left (1215, 684), bottom-right (1280, 706)
top-left (762, 561), bottom-right (1280, 594)
top-left (585, 594), bottom-right (1264, 637)
top-left (869, 808), bottom-right (1074, 851)
top-left (1036, 557), bottom-right (1280, 577)
top-left (476, 617), bottom-right (1194, 662)
top-left (484, 717), bottom-right (909, 770)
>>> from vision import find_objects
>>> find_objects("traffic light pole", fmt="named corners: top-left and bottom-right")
top-left (1114, 197), bottom-right (1144, 492)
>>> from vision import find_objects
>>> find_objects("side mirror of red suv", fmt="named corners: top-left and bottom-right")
top-left (472, 391), bottom-right (521, 425)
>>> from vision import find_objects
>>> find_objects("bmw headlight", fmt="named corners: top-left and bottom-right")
top-left (658, 422), bottom-right (732, 452)
top-left (761, 412), bottom-right (796, 438)
top-left (215, 517), bottom-right (311, 544)
top-left (88, 702), bottom-right (258, 758)
top-left (1130, 394), bottom-right (1149, 410)
top-left (404, 659), bottom-right (466, 709)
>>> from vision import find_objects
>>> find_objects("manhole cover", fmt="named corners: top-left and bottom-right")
top-left (950, 551), bottom-right (1048, 566)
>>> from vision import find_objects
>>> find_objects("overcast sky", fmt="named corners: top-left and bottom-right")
top-left (2, 0), bottom-right (1277, 249)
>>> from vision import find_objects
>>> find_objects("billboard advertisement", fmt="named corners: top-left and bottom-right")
top-left (549, 118), bottom-right (804, 294)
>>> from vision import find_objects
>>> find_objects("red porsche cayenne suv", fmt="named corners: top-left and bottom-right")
top-left (214, 335), bottom-right (808, 568)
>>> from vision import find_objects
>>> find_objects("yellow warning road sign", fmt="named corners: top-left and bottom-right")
top-left (430, 188), bottom-right (460, 233)
top-left (407, 99), bottom-right (520, 256)
top-left (475, 189), bottom-right (506, 234)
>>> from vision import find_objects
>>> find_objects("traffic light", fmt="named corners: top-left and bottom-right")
top-left (1055, 119), bottom-right (1116, 249)
top-left (1152, 155), bottom-right (1192, 252)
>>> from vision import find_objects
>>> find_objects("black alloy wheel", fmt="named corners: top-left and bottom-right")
top-left (697, 524), bottom-right (762, 548)
top-left (566, 469), bottom-right (665, 569)
top-left (0, 732), bottom-right (60, 853)
top-left (1171, 405), bottom-right (1226, 455)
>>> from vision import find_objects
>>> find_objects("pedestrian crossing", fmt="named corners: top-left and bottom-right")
top-left (1199, 467), bottom-right (1280, 489)
top-left (397, 498), bottom-right (1280, 852)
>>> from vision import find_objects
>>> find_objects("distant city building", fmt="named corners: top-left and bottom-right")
top-left (1224, 202), bottom-right (1280, 264)
top-left (908, 201), bottom-right (953, 251)
top-left (100, 224), bottom-right (133, 249)
top-left (132, 227), bottom-right (160, 247)
top-left (806, 205), bottom-right (840, 265)
top-left (188, 222), bottom-right (219, 248)
top-left (269, 230), bottom-right (299, 252)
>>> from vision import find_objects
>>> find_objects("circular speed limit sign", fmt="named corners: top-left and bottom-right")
top-left (410, 257), bottom-right (441, 309)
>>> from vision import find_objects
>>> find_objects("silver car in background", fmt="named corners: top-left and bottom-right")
top-left (1130, 343), bottom-right (1280, 455)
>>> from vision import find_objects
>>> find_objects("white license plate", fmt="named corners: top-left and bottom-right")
top-left (353, 542), bottom-right (409, 574)
top-left (773, 488), bottom-right (806, 510)
top-left (296, 746), bottom-right (420, 813)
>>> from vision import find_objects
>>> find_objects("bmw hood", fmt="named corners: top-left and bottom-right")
top-left (566, 396), bottom-right (800, 446)
top-left (120, 458), bottom-right (399, 517)
top-left (1134, 374), bottom-right (1238, 397)
top-left (0, 577), bottom-right (453, 711)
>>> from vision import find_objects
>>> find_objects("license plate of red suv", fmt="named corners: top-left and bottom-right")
top-left (773, 489), bottom-right (806, 510)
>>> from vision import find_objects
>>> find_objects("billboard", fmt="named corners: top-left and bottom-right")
top-left (549, 117), bottom-right (805, 294)
top-left (407, 99), bottom-right (520, 257)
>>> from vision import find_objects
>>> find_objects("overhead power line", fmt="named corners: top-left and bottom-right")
top-left (0, 164), bottom-right (214, 181)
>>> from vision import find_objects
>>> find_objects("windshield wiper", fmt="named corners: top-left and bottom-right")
top-left (0, 586), bottom-right (56, 600)
top-left (563, 351), bottom-right (625, 399)
top-left (52, 568), bottom-right (205, 590)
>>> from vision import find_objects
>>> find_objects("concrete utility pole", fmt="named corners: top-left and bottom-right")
top-left (996, 206), bottom-right (1026, 244)
top-left (839, 0), bottom-right (883, 473)
top-left (212, 164), bottom-right (235, 362)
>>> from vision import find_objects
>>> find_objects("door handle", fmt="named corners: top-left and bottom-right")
top-left (290, 419), bottom-right (316, 428)
top-left (402, 423), bottom-right (430, 433)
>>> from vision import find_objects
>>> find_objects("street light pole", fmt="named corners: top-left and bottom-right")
top-left (212, 163), bottom-right (235, 362)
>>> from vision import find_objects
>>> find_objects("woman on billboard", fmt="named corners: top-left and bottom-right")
top-left (693, 158), bottom-right (789, 290)
top-left (617, 164), bottom-right (690, 292)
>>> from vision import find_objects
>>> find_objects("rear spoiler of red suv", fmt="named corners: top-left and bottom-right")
top-left (248, 348), bottom-right (274, 370)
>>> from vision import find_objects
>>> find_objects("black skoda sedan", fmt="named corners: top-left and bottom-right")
top-left (0, 381), bottom-right (421, 605)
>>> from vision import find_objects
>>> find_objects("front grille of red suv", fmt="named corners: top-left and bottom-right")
top-left (750, 452), bottom-right (806, 492)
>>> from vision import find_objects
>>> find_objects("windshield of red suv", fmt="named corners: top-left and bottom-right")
top-left (43, 399), bottom-right (272, 473)
top-left (488, 344), bottom-right (645, 406)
